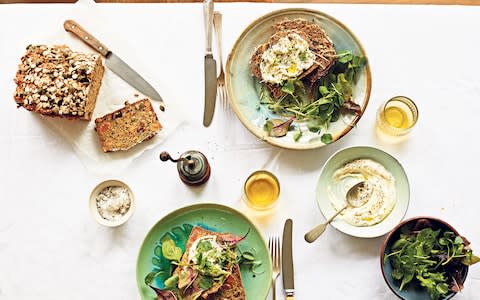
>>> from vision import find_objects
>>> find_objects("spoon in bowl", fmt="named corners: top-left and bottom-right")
top-left (304, 181), bottom-right (371, 243)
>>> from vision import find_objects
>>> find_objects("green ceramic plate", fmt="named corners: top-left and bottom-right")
top-left (136, 203), bottom-right (272, 300)
top-left (226, 8), bottom-right (372, 150)
top-left (316, 146), bottom-right (410, 238)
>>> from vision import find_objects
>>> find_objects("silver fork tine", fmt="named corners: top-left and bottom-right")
top-left (276, 237), bottom-right (280, 270)
top-left (269, 236), bottom-right (280, 300)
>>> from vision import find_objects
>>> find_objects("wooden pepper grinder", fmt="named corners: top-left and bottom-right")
top-left (159, 151), bottom-right (211, 186)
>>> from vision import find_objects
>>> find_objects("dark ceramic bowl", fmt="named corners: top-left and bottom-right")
top-left (380, 217), bottom-right (469, 300)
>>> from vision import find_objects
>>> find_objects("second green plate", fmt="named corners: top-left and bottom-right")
top-left (136, 203), bottom-right (272, 300)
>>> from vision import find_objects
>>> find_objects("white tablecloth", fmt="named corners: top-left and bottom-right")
top-left (1, 1), bottom-right (479, 299)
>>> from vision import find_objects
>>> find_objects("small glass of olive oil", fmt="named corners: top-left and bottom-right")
top-left (376, 96), bottom-right (418, 137)
top-left (243, 170), bottom-right (280, 210)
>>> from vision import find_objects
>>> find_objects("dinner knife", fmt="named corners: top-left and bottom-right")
top-left (202, 0), bottom-right (217, 127)
top-left (63, 20), bottom-right (165, 111)
top-left (282, 219), bottom-right (295, 300)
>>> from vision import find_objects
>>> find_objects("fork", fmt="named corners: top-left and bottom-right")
top-left (213, 11), bottom-right (228, 112)
top-left (269, 236), bottom-right (281, 300)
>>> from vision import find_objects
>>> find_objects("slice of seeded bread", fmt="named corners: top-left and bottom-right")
top-left (94, 99), bottom-right (161, 152)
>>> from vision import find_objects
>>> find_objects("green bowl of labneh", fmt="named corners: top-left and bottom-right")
top-left (380, 217), bottom-right (479, 300)
top-left (89, 179), bottom-right (135, 227)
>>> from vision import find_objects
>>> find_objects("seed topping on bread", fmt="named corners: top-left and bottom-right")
top-left (14, 45), bottom-right (102, 119)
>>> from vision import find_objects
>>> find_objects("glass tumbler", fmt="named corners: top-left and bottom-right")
top-left (376, 96), bottom-right (418, 136)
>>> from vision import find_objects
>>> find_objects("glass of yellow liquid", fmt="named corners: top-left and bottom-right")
top-left (243, 170), bottom-right (280, 210)
top-left (376, 96), bottom-right (418, 136)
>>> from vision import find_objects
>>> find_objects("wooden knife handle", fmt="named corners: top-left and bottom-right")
top-left (63, 20), bottom-right (110, 57)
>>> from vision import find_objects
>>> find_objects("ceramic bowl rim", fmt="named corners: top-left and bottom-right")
top-left (315, 145), bottom-right (410, 238)
top-left (88, 179), bottom-right (136, 227)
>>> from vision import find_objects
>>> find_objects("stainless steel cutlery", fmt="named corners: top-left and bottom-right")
top-left (269, 236), bottom-right (281, 300)
top-left (202, 0), bottom-right (217, 127)
top-left (282, 219), bottom-right (295, 300)
top-left (213, 11), bottom-right (229, 112)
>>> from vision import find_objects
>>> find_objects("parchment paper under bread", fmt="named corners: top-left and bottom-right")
top-left (31, 3), bottom-right (186, 174)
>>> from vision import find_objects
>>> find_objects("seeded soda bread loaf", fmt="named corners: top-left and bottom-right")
top-left (14, 45), bottom-right (104, 120)
top-left (94, 99), bottom-right (162, 152)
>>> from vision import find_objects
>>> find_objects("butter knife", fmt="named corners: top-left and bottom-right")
top-left (63, 20), bottom-right (165, 111)
top-left (202, 0), bottom-right (217, 127)
top-left (282, 219), bottom-right (295, 300)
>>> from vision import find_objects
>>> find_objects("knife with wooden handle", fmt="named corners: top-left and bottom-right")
top-left (63, 20), bottom-right (165, 111)
top-left (283, 219), bottom-right (295, 299)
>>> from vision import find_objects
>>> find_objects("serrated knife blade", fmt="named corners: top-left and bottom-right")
top-left (282, 219), bottom-right (295, 299)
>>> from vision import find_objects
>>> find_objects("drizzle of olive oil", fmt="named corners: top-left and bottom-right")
top-left (244, 171), bottom-right (279, 210)
top-left (384, 106), bottom-right (410, 129)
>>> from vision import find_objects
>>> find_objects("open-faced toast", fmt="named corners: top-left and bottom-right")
top-left (250, 18), bottom-right (336, 99)
top-left (150, 226), bottom-right (247, 300)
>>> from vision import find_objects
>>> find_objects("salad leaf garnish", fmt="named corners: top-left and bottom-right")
top-left (260, 50), bottom-right (366, 137)
top-left (321, 133), bottom-right (333, 144)
top-left (336, 50), bottom-right (353, 63)
top-left (264, 117), bottom-right (295, 137)
top-left (385, 224), bottom-right (478, 300)
top-left (162, 239), bottom-right (183, 262)
top-left (293, 131), bottom-right (302, 142)
top-left (198, 276), bottom-right (214, 290)
top-left (238, 248), bottom-right (265, 275)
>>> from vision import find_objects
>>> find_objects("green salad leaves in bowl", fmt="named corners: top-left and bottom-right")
top-left (381, 217), bottom-right (479, 300)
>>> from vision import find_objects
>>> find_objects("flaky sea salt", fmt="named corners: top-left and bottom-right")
top-left (95, 186), bottom-right (131, 221)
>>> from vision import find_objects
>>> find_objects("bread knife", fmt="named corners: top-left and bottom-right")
top-left (63, 20), bottom-right (165, 111)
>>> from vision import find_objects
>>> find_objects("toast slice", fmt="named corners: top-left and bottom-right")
top-left (175, 226), bottom-right (246, 300)
top-left (250, 19), bottom-right (336, 99)
top-left (208, 265), bottom-right (246, 300)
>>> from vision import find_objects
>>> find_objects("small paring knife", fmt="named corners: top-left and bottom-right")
top-left (282, 219), bottom-right (295, 300)
top-left (63, 20), bottom-right (165, 111)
